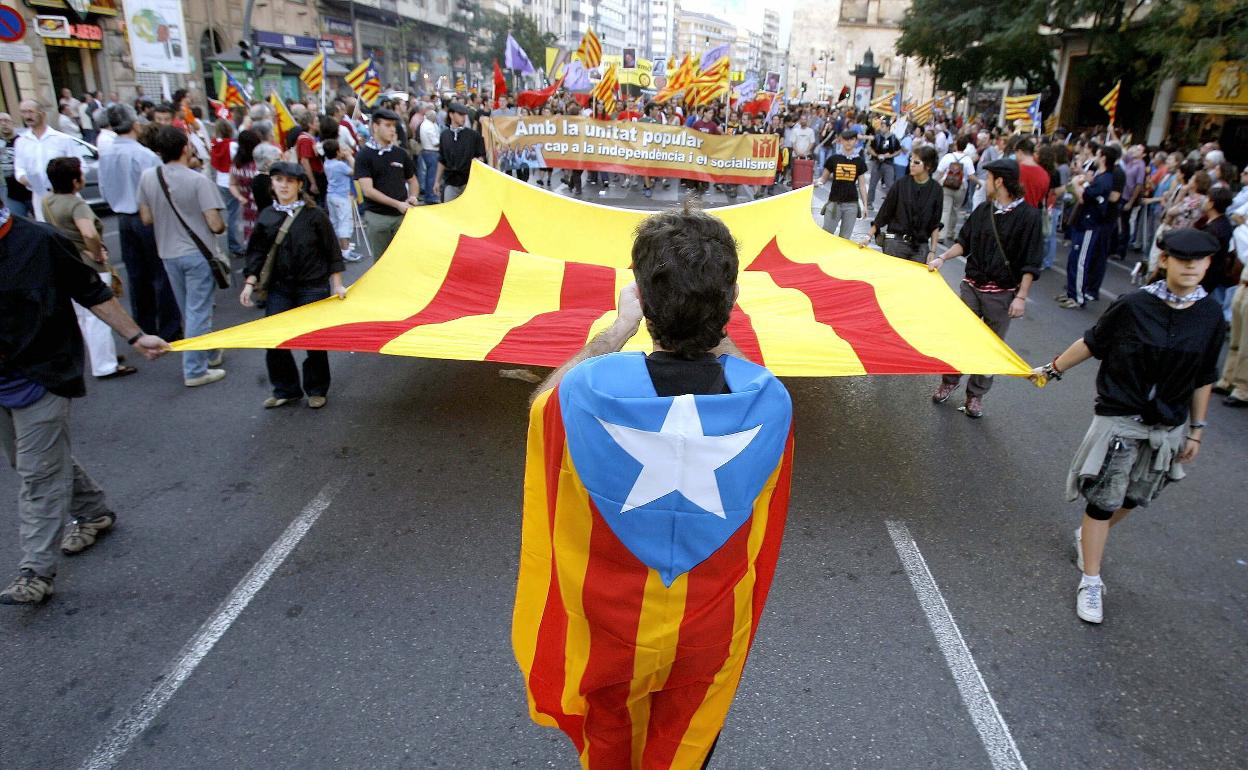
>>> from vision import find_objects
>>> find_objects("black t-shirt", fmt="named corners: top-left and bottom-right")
top-left (873, 175), bottom-right (943, 242)
top-left (1107, 165), bottom-right (1126, 218)
top-left (1196, 215), bottom-right (1236, 291)
top-left (1083, 291), bottom-right (1226, 426)
top-left (285, 126), bottom-right (304, 150)
top-left (955, 201), bottom-right (1044, 290)
top-left (872, 132), bottom-right (900, 158)
top-left (354, 144), bottom-right (416, 215)
top-left (823, 152), bottom-right (867, 203)
top-left (438, 127), bottom-right (486, 187)
top-left (0, 218), bottom-right (113, 398)
top-left (645, 352), bottom-right (731, 396)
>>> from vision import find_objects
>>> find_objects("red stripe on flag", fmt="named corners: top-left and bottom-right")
top-left (486, 261), bottom-right (618, 365)
top-left (641, 517), bottom-right (751, 767)
top-left (579, 499), bottom-right (651, 767)
top-left (746, 238), bottom-right (955, 374)
top-left (748, 432), bottom-right (792, 645)
top-left (726, 303), bottom-right (764, 365)
top-left (281, 214), bottom-right (524, 352)
top-left (528, 392), bottom-right (587, 750)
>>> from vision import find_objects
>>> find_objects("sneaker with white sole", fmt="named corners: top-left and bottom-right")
top-left (1076, 581), bottom-right (1105, 624)
top-left (0, 569), bottom-right (54, 605)
top-left (61, 512), bottom-right (115, 555)
top-left (207, 350), bottom-right (224, 367)
top-left (1074, 527), bottom-right (1084, 571)
top-left (932, 382), bottom-right (959, 403)
top-left (184, 369), bottom-right (226, 387)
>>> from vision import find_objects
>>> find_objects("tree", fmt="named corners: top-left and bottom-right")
top-left (1135, 0), bottom-right (1248, 82)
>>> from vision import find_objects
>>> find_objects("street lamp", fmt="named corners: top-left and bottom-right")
top-left (820, 51), bottom-right (834, 99)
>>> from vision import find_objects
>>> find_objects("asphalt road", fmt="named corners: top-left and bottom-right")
top-left (1, 185), bottom-right (1245, 770)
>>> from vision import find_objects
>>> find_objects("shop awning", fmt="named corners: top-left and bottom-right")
top-left (273, 51), bottom-right (350, 76)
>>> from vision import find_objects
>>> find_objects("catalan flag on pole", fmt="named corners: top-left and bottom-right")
top-left (655, 54), bottom-right (695, 103)
top-left (346, 58), bottom-right (382, 107)
top-left (1004, 93), bottom-right (1040, 122)
top-left (1100, 80), bottom-right (1121, 125)
top-left (268, 91), bottom-right (296, 150)
top-left (868, 91), bottom-right (898, 116)
top-left (299, 51), bottom-right (324, 92)
top-left (171, 162), bottom-right (1031, 379)
top-left (515, 353), bottom-right (794, 768)
top-left (909, 98), bottom-right (935, 127)
top-left (573, 27), bottom-right (602, 69)
top-left (591, 63), bottom-right (618, 113)
top-left (218, 66), bottom-right (249, 108)
top-left (687, 57), bottom-right (730, 107)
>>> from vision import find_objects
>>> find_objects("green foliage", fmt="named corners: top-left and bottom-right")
top-left (1135, 0), bottom-right (1248, 81)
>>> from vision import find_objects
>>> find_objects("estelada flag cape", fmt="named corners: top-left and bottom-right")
top-left (172, 162), bottom-right (1031, 379)
top-left (514, 352), bottom-right (794, 769)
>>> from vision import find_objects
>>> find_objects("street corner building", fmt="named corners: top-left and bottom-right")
top-left (514, 353), bottom-right (795, 768)
top-left (173, 163), bottom-right (1032, 380)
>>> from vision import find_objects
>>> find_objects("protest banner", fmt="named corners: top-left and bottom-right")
top-left (482, 115), bottom-right (779, 185)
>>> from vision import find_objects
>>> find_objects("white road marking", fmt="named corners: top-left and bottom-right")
top-left (79, 478), bottom-right (348, 770)
top-left (886, 520), bottom-right (1029, 770)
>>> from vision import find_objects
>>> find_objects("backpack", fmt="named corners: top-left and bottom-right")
top-left (942, 153), bottom-right (965, 190)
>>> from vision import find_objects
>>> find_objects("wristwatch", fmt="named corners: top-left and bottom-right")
top-left (1189, 420), bottom-right (1207, 430)
top-left (126, 332), bottom-right (143, 345)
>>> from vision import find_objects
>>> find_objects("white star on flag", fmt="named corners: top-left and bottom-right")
top-left (597, 395), bottom-right (761, 519)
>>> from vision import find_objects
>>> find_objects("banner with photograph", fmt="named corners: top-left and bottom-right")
top-left (482, 115), bottom-right (778, 185)
top-left (124, 0), bottom-right (190, 73)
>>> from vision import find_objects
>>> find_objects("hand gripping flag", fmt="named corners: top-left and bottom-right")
top-left (514, 353), bottom-right (794, 769)
top-left (1100, 81), bottom-right (1120, 125)
top-left (574, 27), bottom-right (602, 69)
top-left (171, 162), bottom-right (1031, 379)
top-left (505, 33), bottom-right (537, 75)
top-left (299, 52), bottom-right (324, 93)
top-left (346, 58), bottom-right (382, 106)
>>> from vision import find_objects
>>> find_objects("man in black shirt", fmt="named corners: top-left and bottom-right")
top-left (354, 108), bottom-right (419, 260)
top-left (436, 103), bottom-right (486, 203)
top-left (815, 130), bottom-right (868, 240)
top-left (1029, 227), bottom-right (1224, 624)
top-left (862, 145), bottom-right (943, 262)
top-left (866, 123), bottom-right (901, 209)
top-left (928, 158), bottom-right (1043, 418)
top-left (0, 210), bottom-right (170, 604)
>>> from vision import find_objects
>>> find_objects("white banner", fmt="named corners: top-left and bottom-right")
top-left (125, 0), bottom-right (190, 74)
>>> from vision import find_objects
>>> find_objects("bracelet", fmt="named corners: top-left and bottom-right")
top-left (126, 331), bottom-right (143, 345)
top-left (1050, 356), bottom-right (1064, 376)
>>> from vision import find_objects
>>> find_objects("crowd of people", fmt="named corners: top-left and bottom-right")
top-left (0, 82), bottom-right (1242, 633)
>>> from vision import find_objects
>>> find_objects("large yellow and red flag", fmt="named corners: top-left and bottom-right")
top-left (590, 63), bottom-right (618, 113)
top-left (299, 52), bottom-right (324, 92)
top-left (268, 91), bottom-right (296, 150)
top-left (573, 27), bottom-right (602, 69)
top-left (172, 162), bottom-right (1030, 379)
top-left (655, 54), bottom-right (695, 103)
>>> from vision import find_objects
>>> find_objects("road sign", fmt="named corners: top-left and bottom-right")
top-left (0, 5), bottom-right (27, 43)
top-left (0, 41), bottom-right (31, 62)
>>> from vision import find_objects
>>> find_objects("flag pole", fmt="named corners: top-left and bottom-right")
top-left (320, 53), bottom-right (327, 114)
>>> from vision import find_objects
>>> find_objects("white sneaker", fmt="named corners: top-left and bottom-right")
top-left (1074, 527), bottom-right (1084, 571)
top-left (207, 349), bottom-right (224, 367)
top-left (1076, 581), bottom-right (1105, 624)
top-left (184, 369), bottom-right (226, 387)
top-left (342, 251), bottom-right (363, 263)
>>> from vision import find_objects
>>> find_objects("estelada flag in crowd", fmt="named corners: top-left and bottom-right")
top-left (268, 91), bottom-right (296, 150)
top-left (515, 353), bottom-right (794, 768)
top-left (299, 51), bottom-right (324, 92)
top-left (346, 58), bottom-right (382, 106)
top-left (573, 27), bottom-right (602, 69)
top-left (218, 67), bottom-right (248, 108)
top-left (868, 91), bottom-right (898, 116)
top-left (1004, 93), bottom-right (1040, 122)
top-left (1100, 80), bottom-right (1121, 124)
top-left (909, 97), bottom-right (935, 126)
top-left (591, 63), bottom-right (618, 113)
top-left (172, 161), bottom-right (1031, 379)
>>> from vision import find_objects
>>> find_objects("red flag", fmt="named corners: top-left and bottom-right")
top-left (208, 97), bottom-right (231, 121)
top-left (838, 85), bottom-right (850, 103)
top-left (493, 59), bottom-right (508, 109)
top-left (517, 76), bottom-right (563, 110)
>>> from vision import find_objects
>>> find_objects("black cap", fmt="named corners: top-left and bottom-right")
top-left (839, 128), bottom-right (858, 140)
top-left (981, 158), bottom-right (1019, 183)
top-left (268, 161), bottom-right (307, 183)
top-left (448, 103), bottom-right (470, 115)
top-left (370, 108), bottom-right (400, 124)
top-left (1160, 227), bottom-right (1221, 259)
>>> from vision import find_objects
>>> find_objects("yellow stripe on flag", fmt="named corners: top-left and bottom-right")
top-left (299, 52), bottom-right (324, 92)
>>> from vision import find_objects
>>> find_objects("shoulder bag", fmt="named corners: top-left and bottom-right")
top-left (251, 210), bottom-right (299, 304)
top-left (156, 167), bottom-right (231, 289)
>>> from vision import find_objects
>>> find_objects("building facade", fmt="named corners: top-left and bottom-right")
top-left (788, 0), bottom-right (932, 104)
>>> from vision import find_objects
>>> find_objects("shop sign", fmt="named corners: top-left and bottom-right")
top-left (323, 17), bottom-right (352, 37)
top-left (324, 34), bottom-right (353, 57)
top-left (35, 14), bottom-right (102, 48)
top-left (22, 0), bottom-right (118, 17)
top-left (1174, 61), bottom-right (1248, 116)
top-left (0, 41), bottom-right (33, 62)
top-left (34, 14), bottom-right (68, 37)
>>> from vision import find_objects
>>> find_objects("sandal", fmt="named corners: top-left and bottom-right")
top-left (98, 365), bottom-right (138, 379)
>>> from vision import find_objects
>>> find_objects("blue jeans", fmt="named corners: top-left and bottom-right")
top-left (420, 150), bottom-right (439, 204)
top-left (265, 285), bottom-right (331, 398)
top-left (1042, 206), bottom-right (1062, 271)
top-left (162, 254), bottom-right (216, 380)
top-left (219, 185), bottom-right (242, 255)
top-left (4, 195), bottom-right (30, 218)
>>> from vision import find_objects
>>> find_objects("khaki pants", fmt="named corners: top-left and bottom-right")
top-left (1221, 284), bottom-right (1248, 398)
top-left (364, 210), bottom-right (404, 261)
top-left (0, 392), bottom-right (109, 578)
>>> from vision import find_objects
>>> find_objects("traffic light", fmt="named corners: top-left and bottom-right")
top-left (239, 39), bottom-right (253, 71)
